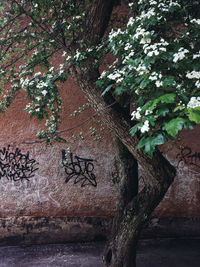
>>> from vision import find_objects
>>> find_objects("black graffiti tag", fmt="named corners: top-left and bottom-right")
top-left (0, 145), bottom-right (39, 182)
top-left (62, 151), bottom-right (97, 187)
top-left (176, 146), bottom-right (200, 170)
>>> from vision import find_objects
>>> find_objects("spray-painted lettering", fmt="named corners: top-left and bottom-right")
top-left (0, 145), bottom-right (38, 182)
top-left (176, 146), bottom-right (200, 170)
top-left (62, 151), bottom-right (97, 187)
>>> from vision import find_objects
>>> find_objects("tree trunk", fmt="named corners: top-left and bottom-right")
top-left (70, 61), bottom-right (176, 267)
top-left (69, 1), bottom-right (177, 266)
top-left (103, 137), bottom-right (139, 267)
top-left (102, 138), bottom-right (175, 267)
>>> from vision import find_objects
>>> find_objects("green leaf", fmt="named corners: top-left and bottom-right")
top-left (149, 93), bottom-right (176, 111)
top-left (183, 120), bottom-right (194, 130)
top-left (135, 137), bottom-right (153, 158)
top-left (159, 93), bottom-right (176, 104)
top-left (149, 98), bottom-right (160, 110)
top-left (130, 123), bottom-right (142, 136)
top-left (188, 108), bottom-right (200, 124)
top-left (157, 107), bottom-right (169, 116)
top-left (115, 86), bottom-right (124, 95)
top-left (135, 136), bottom-right (147, 150)
top-left (138, 134), bottom-right (167, 157)
top-left (173, 105), bottom-right (185, 112)
top-left (152, 133), bottom-right (167, 146)
top-left (166, 117), bottom-right (186, 137)
top-left (101, 84), bottom-right (113, 96)
top-left (139, 79), bottom-right (150, 89)
top-left (163, 76), bottom-right (175, 87)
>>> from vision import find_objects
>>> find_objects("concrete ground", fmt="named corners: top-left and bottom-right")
top-left (0, 238), bottom-right (199, 267)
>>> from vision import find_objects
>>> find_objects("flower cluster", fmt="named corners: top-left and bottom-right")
top-left (143, 39), bottom-right (169, 57)
top-left (186, 71), bottom-right (200, 80)
top-left (131, 107), bottom-right (141, 120)
top-left (97, 0), bottom-right (200, 156)
top-left (1, 0), bottom-right (200, 156)
top-left (173, 48), bottom-right (189, 63)
top-left (187, 97), bottom-right (200, 109)
top-left (191, 19), bottom-right (200, 25)
top-left (141, 120), bottom-right (150, 133)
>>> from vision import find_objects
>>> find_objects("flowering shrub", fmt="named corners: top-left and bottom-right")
top-left (0, 0), bottom-right (199, 155)
top-left (97, 0), bottom-right (200, 156)
top-left (0, 0), bottom-right (80, 142)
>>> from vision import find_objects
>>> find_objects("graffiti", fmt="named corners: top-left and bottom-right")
top-left (0, 175), bottom-right (61, 209)
top-left (0, 145), bottom-right (38, 182)
top-left (62, 151), bottom-right (97, 187)
top-left (176, 146), bottom-right (200, 170)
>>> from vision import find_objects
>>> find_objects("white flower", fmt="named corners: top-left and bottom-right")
top-left (195, 80), bottom-right (200, 88)
top-left (66, 55), bottom-right (71, 61)
top-left (193, 52), bottom-right (200, 59)
top-left (34, 72), bottom-right (41, 77)
top-left (109, 28), bottom-right (124, 41)
top-left (187, 97), bottom-right (200, 109)
top-left (155, 80), bottom-right (163, 87)
top-left (99, 71), bottom-right (107, 79)
top-left (20, 78), bottom-right (29, 87)
top-left (191, 19), bottom-right (200, 25)
top-left (41, 90), bottom-right (47, 96)
top-left (116, 78), bottom-right (123, 83)
top-left (124, 43), bottom-right (132, 50)
top-left (147, 50), bottom-right (159, 57)
top-left (173, 48), bottom-right (189, 62)
top-left (140, 8), bottom-right (156, 20)
top-left (145, 109), bottom-right (153, 115)
top-left (144, 39), bottom-right (168, 56)
top-left (123, 51), bottom-right (135, 63)
top-left (135, 63), bottom-right (149, 75)
top-left (131, 107), bottom-right (142, 120)
top-left (127, 17), bottom-right (135, 26)
top-left (150, 0), bottom-right (157, 5)
top-left (140, 37), bottom-right (151, 44)
top-left (149, 72), bottom-right (162, 82)
top-left (186, 71), bottom-right (200, 79)
top-left (33, 49), bottom-right (39, 55)
top-left (107, 71), bottom-right (121, 80)
top-left (141, 120), bottom-right (150, 133)
top-left (25, 103), bottom-right (31, 109)
top-left (29, 81), bottom-right (34, 86)
top-left (36, 81), bottom-right (48, 89)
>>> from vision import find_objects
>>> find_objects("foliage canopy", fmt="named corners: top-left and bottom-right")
top-left (0, 0), bottom-right (200, 157)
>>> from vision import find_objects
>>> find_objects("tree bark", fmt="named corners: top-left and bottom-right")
top-left (104, 137), bottom-right (139, 267)
top-left (70, 56), bottom-right (176, 266)
top-left (70, 63), bottom-right (176, 267)
top-left (69, 1), bottom-right (177, 266)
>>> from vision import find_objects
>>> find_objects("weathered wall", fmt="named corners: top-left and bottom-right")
top-left (0, 77), bottom-right (199, 244)
top-left (0, 78), bottom-right (117, 218)
top-left (155, 127), bottom-right (200, 217)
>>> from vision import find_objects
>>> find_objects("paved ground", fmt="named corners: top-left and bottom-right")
top-left (0, 238), bottom-right (199, 267)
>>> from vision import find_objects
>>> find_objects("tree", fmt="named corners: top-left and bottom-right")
top-left (0, 0), bottom-right (199, 266)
